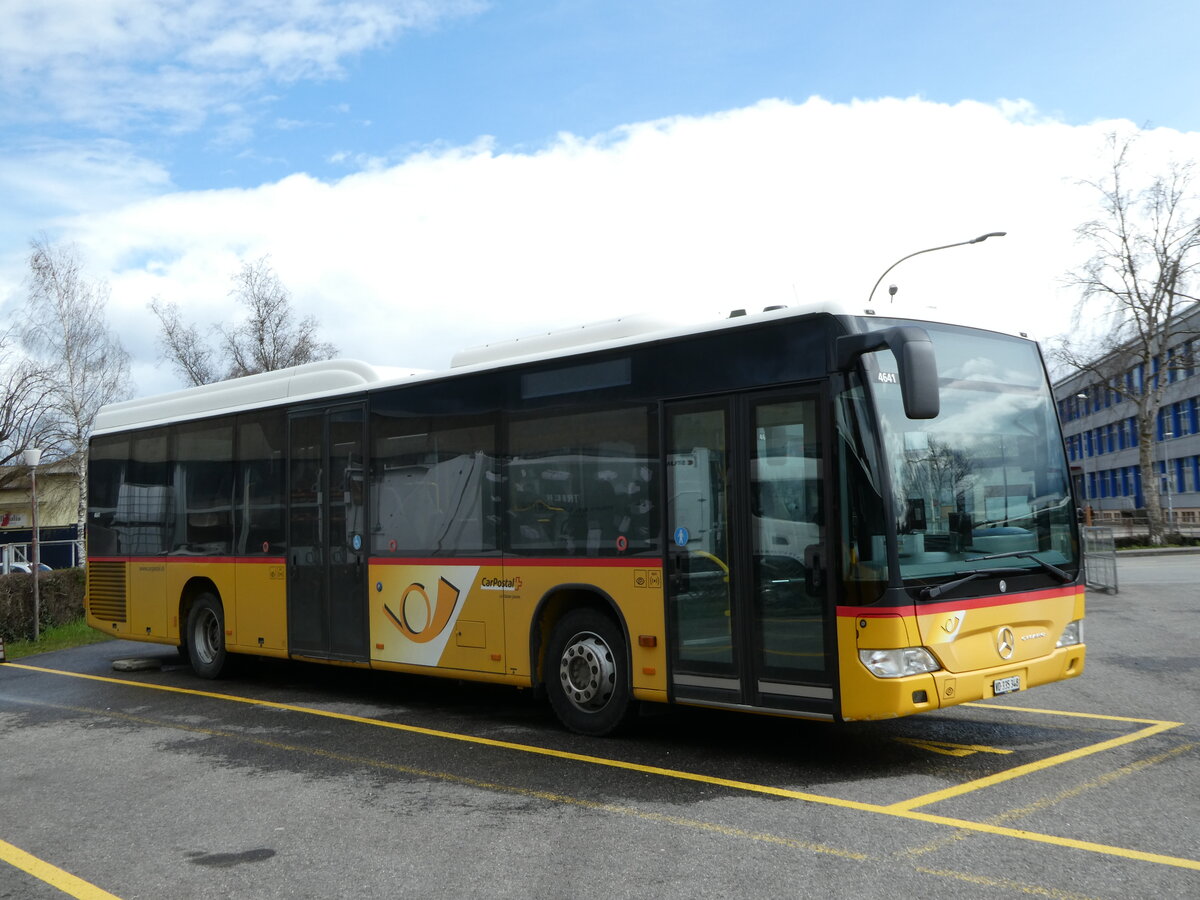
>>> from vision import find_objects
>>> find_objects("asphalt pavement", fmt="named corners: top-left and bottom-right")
top-left (1, 555), bottom-right (1197, 899)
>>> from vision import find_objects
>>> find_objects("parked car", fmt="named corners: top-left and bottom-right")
top-left (5, 563), bottom-right (51, 573)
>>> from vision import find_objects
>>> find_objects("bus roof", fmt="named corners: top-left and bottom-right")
top-left (93, 359), bottom-right (425, 434)
top-left (92, 299), bottom-right (1031, 436)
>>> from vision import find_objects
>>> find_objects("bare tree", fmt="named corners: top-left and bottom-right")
top-left (221, 257), bottom-right (337, 378)
top-left (23, 237), bottom-right (133, 562)
top-left (148, 297), bottom-right (217, 386)
top-left (0, 335), bottom-right (57, 490)
top-left (1050, 134), bottom-right (1200, 545)
top-left (150, 256), bottom-right (337, 386)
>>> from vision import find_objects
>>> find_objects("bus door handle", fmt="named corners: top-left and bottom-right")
top-left (669, 551), bottom-right (685, 590)
top-left (804, 544), bottom-right (824, 594)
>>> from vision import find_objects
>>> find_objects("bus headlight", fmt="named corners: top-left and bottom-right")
top-left (859, 647), bottom-right (941, 678)
top-left (1056, 620), bottom-right (1084, 648)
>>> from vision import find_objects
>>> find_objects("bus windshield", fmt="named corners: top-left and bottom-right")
top-left (863, 319), bottom-right (1078, 584)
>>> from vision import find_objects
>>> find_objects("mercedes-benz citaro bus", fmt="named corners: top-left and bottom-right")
top-left (85, 302), bottom-right (1084, 735)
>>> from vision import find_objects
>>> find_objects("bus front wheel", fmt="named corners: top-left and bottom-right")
top-left (546, 609), bottom-right (634, 736)
top-left (187, 592), bottom-right (227, 679)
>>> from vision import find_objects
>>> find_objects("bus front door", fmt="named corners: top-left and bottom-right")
top-left (288, 403), bottom-right (369, 661)
top-left (666, 391), bottom-right (833, 719)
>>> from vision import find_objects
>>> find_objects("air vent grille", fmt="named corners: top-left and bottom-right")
top-left (88, 560), bottom-right (127, 622)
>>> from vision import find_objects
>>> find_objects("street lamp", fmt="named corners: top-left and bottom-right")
top-left (1076, 392), bottom-right (1090, 521)
top-left (1162, 430), bottom-right (1174, 529)
top-left (23, 447), bottom-right (42, 641)
top-left (867, 232), bottom-right (1007, 306)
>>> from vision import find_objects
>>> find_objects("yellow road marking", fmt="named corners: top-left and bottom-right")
top-left (57, 702), bottom-right (872, 863)
top-left (0, 837), bottom-right (122, 900)
top-left (910, 865), bottom-right (1103, 900)
top-left (965, 702), bottom-right (1174, 724)
top-left (7, 663), bottom-right (877, 808)
top-left (894, 738), bottom-right (1013, 757)
top-left (995, 741), bottom-right (1198, 825)
top-left (903, 742), bottom-right (1199, 860)
top-left (7, 662), bottom-right (1199, 872)
top-left (887, 720), bottom-right (1181, 812)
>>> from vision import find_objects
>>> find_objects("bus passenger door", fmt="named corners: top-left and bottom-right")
top-left (666, 401), bottom-right (740, 699)
top-left (666, 390), bottom-right (833, 717)
top-left (288, 404), bottom-right (369, 661)
top-left (746, 392), bottom-right (833, 714)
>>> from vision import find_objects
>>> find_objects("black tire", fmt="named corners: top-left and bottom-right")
top-left (186, 592), bottom-right (227, 679)
top-left (545, 609), bottom-right (635, 736)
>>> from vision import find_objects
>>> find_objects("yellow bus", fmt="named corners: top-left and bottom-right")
top-left (86, 303), bottom-right (1085, 734)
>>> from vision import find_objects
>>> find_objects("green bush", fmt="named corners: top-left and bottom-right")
top-left (0, 568), bottom-right (86, 642)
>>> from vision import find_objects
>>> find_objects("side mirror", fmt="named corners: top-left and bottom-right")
top-left (835, 326), bottom-right (940, 419)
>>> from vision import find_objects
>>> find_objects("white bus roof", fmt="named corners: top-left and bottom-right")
top-left (93, 299), bottom-right (1032, 436)
top-left (93, 359), bottom-right (425, 434)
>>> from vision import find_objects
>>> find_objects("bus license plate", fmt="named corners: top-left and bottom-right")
top-left (993, 675), bottom-right (1021, 695)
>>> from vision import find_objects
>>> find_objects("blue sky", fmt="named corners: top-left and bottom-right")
top-left (3, 1), bottom-right (1200, 394)
top-left (266, 0), bottom-right (1198, 179)
top-left (9, 1), bottom-right (1197, 193)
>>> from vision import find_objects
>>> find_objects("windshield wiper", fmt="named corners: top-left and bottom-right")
top-left (965, 550), bottom-right (1072, 584)
top-left (919, 566), bottom-right (1030, 601)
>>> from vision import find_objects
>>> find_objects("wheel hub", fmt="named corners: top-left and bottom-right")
top-left (194, 608), bottom-right (219, 665)
top-left (559, 633), bottom-right (615, 711)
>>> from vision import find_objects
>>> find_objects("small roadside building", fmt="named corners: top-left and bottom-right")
top-left (0, 458), bottom-right (81, 570)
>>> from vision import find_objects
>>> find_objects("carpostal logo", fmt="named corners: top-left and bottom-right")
top-left (481, 575), bottom-right (523, 592)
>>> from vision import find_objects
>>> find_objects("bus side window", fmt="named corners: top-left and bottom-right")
top-left (369, 412), bottom-right (498, 556)
top-left (837, 377), bottom-right (889, 604)
top-left (119, 431), bottom-right (173, 555)
top-left (174, 417), bottom-right (234, 555)
top-left (236, 410), bottom-right (287, 556)
top-left (506, 405), bottom-right (659, 557)
top-left (88, 434), bottom-right (129, 556)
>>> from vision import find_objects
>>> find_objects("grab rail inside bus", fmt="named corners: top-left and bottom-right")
top-left (834, 325), bottom-right (939, 419)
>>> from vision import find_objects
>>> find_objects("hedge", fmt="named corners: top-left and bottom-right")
top-left (0, 568), bottom-right (86, 642)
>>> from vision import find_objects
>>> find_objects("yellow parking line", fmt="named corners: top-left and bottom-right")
top-left (888, 720), bottom-right (1182, 812)
top-left (965, 701), bottom-right (1177, 725)
top-left (902, 742), bottom-right (1198, 861)
top-left (6, 663), bottom-right (877, 810)
top-left (67, 703), bottom-right (873, 864)
top-left (0, 837), bottom-right (121, 900)
top-left (8, 662), bottom-right (1199, 873)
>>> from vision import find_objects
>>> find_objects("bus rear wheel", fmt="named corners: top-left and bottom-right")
top-left (546, 609), bottom-right (634, 736)
top-left (186, 592), bottom-right (227, 679)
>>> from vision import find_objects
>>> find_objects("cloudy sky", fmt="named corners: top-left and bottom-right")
top-left (4, 0), bottom-right (1200, 396)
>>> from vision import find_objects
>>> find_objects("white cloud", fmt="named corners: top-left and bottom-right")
top-left (0, 0), bottom-right (487, 132)
top-left (14, 96), bottom-right (1200, 396)
top-left (0, 138), bottom-right (172, 301)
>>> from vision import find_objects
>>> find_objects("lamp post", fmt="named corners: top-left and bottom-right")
top-left (867, 232), bottom-right (1007, 306)
top-left (1076, 392), bottom-right (1090, 522)
top-left (1162, 430), bottom-right (1174, 530)
top-left (24, 447), bottom-right (42, 641)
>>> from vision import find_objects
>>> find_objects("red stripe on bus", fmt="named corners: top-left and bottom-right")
top-left (88, 555), bottom-right (659, 569)
top-left (838, 585), bottom-right (1083, 618)
top-left (372, 557), bottom-right (660, 569)
top-left (88, 556), bottom-right (285, 565)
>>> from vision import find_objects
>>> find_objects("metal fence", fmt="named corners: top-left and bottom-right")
top-left (1081, 526), bottom-right (1118, 594)
top-left (0, 539), bottom-right (81, 572)
top-left (1089, 515), bottom-right (1200, 542)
